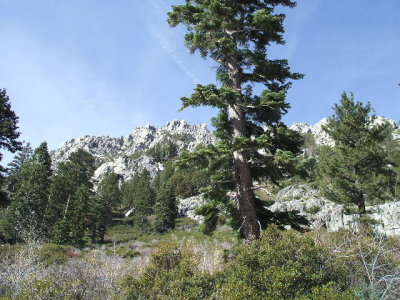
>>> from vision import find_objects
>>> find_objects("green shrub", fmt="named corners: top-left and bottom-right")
top-left (300, 282), bottom-right (357, 300)
top-left (212, 226), bottom-right (352, 299)
top-left (16, 276), bottom-right (75, 300)
top-left (118, 227), bottom-right (357, 299)
top-left (106, 246), bottom-right (140, 258)
top-left (118, 243), bottom-right (216, 299)
top-left (305, 205), bottom-right (321, 214)
top-left (38, 243), bottom-right (72, 266)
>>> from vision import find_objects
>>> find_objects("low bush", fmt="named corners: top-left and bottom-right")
top-left (3, 224), bottom-right (400, 299)
top-left (37, 243), bottom-right (72, 266)
top-left (315, 228), bottom-right (400, 299)
top-left (106, 246), bottom-right (140, 258)
top-left (118, 243), bottom-right (216, 299)
top-left (118, 226), bottom-right (356, 299)
top-left (212, 226), bottom-right (352, 299)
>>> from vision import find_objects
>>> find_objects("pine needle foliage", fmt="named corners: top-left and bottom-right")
top-left (318, 93), bottom-right (395, 214)
top-left (168, 0), bottom-right (303, 239)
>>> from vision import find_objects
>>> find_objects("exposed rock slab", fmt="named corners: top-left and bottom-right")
top-left (177, 194), bottom-right (206, 222)
top-left (271, 184), bottom-right (400, 236)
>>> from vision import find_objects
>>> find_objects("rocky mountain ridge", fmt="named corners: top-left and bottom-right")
top-left (50, 118), bottom-right (399, 234)
top-left (51, 117), bottom-right (397, 184)
top-left (51, 120), bottom-right (216, 182)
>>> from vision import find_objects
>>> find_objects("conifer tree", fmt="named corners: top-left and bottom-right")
top-left (53, 184), bottom-right (90, 245)
top-left (168, 0), bottom-right (303, 239)
top-left (91, 172), bottom-right (121, 243)
top-left (66, 149), bottom-right (96, 190)
top-left (153, 162), bottom-right (177, 233)
top-left (69, 184), bottom-right (90, 245)
top-left (318, 93), bottom-right (395, 214)
top-left (33, 142), bottom-right (52, 178)
top-left (3, 142), bottom-right (33, 204)
top-left (122, 169), bottom-right (155, 230)
top-left (6, 142), bottom-right (52, 237)
top-left (47, 149), bottom-right (95, 244)
top-left (0, 89), bottom-right (22, 171)
top-left (133, 170), bottom-right (154, 229)
top-left (0, 89), bottom-right (21, 205)
top-left (6, 142), bottom-right (33, 177)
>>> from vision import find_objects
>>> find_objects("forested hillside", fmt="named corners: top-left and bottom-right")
top-left (1, 0), bottom-right (400, 299)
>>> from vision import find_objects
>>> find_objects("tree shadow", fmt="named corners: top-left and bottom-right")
top-left (256, 198), bottom-right (310, 232)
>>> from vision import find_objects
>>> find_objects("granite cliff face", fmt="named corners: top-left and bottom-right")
top-left (51, 120), bottom-right (216, 183)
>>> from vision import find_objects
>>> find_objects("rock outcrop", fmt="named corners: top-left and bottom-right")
top-left (51, 120), bottom-right (216, 183)
top-left (177, 194), bottom-right (206, 222)
top-left (289, 118), bottom-right (334, 146)
top-left (289, 116), bottom-right (397, 147)
top-left (270, 184), bottom-right (400, 236)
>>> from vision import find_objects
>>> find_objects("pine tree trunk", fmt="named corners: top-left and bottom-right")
top-left (356, 190), bottom-right (366, 215)
top-left (91, 226), bottom-right (96, 243)
top-left (227, 57), bottom-right (260, 241)
top-left (354, 167), bottom-right (366, 215)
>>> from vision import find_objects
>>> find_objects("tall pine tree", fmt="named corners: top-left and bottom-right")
top-left (3, 142), bottom-right (33, 204)
top-left (133, 170), bottom-right (154, 229)
top-left (168, 0), bottom-right (303, 239)
top-left (47, 149), bottom-right (95, 244)
top-left (7, 142), bottom-right (52, 237)
top-left (153, 162), bottom-right (177, 233)
top-left (33, 142), bottom-right (52, 178)
top-left (91, 172), bottom-right (121, 243)
top-left (0, 89), bottom-right (22, 206)
top-left (0, 89), bottom-right (22, 170)
top-left (6, 142), bottom-right (33, 177)
top-left (318, 93), bottom-right (395, 214)
top-left (121, 169), bottom-right (154, 230)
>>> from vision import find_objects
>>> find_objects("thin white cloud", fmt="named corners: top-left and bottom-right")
top-left (149, 28), bottom-right (201, 84)
top-left (273, 0), bottom-right (323, 60)
top-left (146, 0), bottom-right (201, 84)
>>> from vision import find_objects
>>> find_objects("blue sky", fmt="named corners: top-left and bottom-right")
top-left (0, 0), bottom-right (399, 161)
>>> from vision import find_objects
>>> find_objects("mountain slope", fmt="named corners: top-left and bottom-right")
top-left (51, 120), bottom-right (216, 183)
top-left (51, 117), bottom-right (397, 184)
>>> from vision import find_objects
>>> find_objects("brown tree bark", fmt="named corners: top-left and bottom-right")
top-left (227, 57), bottom-right (260, 240)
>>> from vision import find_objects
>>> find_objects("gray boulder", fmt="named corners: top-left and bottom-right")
top-left (271, 184), bottom-right (400, 236)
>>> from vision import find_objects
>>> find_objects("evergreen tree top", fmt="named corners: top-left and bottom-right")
top-left (0, 89), bottom-right (21, 164)
top-left (323, 93), bottom-right (390, 147)
top-left (168, 0), bottom-right (302, 89)
top-left (7, 142), bottom-right (33, 176)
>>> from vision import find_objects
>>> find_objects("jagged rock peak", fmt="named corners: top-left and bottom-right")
top-left (51, 120), bottom-right (216, 183)
top-left (289, 118), bottom-right (333, 146)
